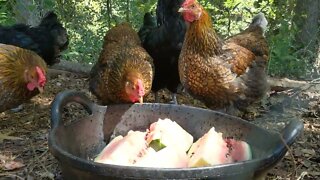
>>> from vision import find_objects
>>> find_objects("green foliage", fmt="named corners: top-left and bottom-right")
top-left (267, 20), bottom-right (309, 78)
top-left (0, 0), bottom-right (15, 25)
top-left (54, 0), bottom-right (109, 63)
top-left (0, 0), bottom-right (318, 79)
top-left (200, 0), bottom-right (275, 37)
top-left (55, 0), bottom-right (158, 64)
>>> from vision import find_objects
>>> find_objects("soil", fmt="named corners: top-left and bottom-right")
top-left (0, 72), bottom-right (319, 180)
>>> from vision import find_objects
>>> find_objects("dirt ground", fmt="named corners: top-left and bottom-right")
top-left (0, 72), bottom-right (319, 180)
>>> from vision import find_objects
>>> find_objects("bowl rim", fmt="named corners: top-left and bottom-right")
top-left (49, 103), bottom-right (279, 178)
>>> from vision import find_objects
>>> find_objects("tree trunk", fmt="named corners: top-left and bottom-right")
top-left (50, 60), bottom-right (93, 77)
top-left (294, 0), bottom-right (320, 62)
top-left (107, 0), bottom-right (112, 28)
top-left (126, 0), bottom-right (130, 22)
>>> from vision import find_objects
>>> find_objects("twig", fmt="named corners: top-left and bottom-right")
top-left (25, 139), bottom-right (52, 179)
top-left (278, 132), bottom-right (297, 180)
top-left (0, 173), bottom-right (24, 180)
top-left (243, 7), bottom-right (252, 15)
top-left (267, 77), bottom-right (320, 110)
top-left (297, 171), bottom-right (308, 180)
top-left (260, 1), bottom-right (270, 12)
top-left (289, 78), bottom-right (320, 98)
top-left (30, 141), bottom-right (51, 174)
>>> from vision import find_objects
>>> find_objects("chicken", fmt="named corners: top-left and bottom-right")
top-left (178, 0), bottom-right (269, 115)
top-left (0, 44), bottom-right (47, 113)
top-left (0, 11), bottom-right (69, 66)
top-left (89, 22), bottom-right (154, 104)
top-left (138, 12), bottom-right (157, 41)
top-left (138, 0), bottom-right (186, 104)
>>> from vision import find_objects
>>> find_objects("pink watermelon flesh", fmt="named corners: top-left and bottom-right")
top-left (94, 130), bottom-right (147, 166)
top-left (146, 118), bottom-right (193, 152)
top-left (94, 118), bottom-right (252, 168)
top-left (188, 127), bottom-right (232, 167)
top-left (134, 146), bottom-right (189, 168)
top-left (225, 138), bottom-right (252, 162)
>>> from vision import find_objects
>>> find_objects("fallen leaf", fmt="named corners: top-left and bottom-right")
top-left (0, 132), bottom-right (22, 143)
top-left (0, 154), bottom-right (11, 161)
top-left (301, 160), bottom-right (312, 168)
top-left (38, 172), bottom-right (55, 179)
top-left (301, 149), bottom-right (316, 156)
top-left (3, 161), bottom-right (25, 170)
top-left (309, 171), bottom-right (320, 176)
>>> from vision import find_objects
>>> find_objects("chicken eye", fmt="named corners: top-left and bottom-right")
top-left (190, 4), bottom-right (195, 8)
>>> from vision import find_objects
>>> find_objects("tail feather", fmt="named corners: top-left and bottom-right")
top-left (250, 12), bottom-right (268, 32)
top-left (235, 57), bottom-right (268, 111)
top-left (138, 12), bottom-right (157, 44)
top-left (143, 12), bottom-right (157, 27)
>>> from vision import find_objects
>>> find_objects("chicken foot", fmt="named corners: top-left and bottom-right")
top-left (170, 93), bottom-right (178, 104)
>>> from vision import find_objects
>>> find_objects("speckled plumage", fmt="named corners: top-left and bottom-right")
top-left (179, 7), bottom-right (269, 113)
top-left (89, 23), bottom-right (154, 104)
top-left (0, 44), bottom-right (47, 112)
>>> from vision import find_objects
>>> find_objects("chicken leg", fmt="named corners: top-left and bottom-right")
top-left (170, 93), bottom-right (178, 104)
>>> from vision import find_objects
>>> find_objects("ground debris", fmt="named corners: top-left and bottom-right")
top-left (0, 75), bottom-right (319, 179)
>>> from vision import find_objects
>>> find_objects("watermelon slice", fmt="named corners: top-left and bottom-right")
top-left (187, 127), bottom-right (232, 167)
top-left (225, 138), bottom-right (252, 162)
top-left (134, 146), bottom-right (189, 168)
top-left (94, 118), bottom-right (252, 168)
top-left (146, 118), bottom-right (193, 152)
top-left (94, 130), bottom-right (147, 166)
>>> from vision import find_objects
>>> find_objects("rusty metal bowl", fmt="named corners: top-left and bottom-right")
top-left (49, 90), bottom-right (303, 180)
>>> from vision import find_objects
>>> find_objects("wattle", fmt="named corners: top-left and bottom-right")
top-left (27, 83), bottom-right (36, 91)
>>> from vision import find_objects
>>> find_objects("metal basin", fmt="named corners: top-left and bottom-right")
top-left (49, 90), bottom-right (303, 180)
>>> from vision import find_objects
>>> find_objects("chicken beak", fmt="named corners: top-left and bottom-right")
top-left (37, 86), bottom-right (44, 93)
top-left (138, 96), bottom-right (143, 104)
top-left (178, 7), bottom-right (185, 13)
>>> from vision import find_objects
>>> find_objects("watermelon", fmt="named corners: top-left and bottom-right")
top-left (94, 130), bottom-right (147, 166)
top-left (225, 138), bottom-right (252, 162)
top-left (134, 146), bottom-right (189, 168)
top-left (94, 118), bottom-right (252, 168)
top-left (146, 118), bottom-right (193, 152)
top-left (187, 127), bottom-right (232, 167)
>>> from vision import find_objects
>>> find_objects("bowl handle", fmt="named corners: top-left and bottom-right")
top-left (280, 119), bottom-right (303, 147)
top-left (255, 119), bottom-right (303, 178)
top-left (274, 119), bottom-right (303, 163)
top-left (50, 90), bottom-right (95, 130)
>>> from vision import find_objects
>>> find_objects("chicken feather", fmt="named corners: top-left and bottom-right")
top-left (0, 44), bottom-right (47, 112)
top-left (89, 23), bottom-right (154, 104)
top-left (178, 0), bottom-right (269, 114)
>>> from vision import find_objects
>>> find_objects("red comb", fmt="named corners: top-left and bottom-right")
top-left (36, 66), bottom-right (46, 87)
top-left (182, 0), bottom-right (196, 7)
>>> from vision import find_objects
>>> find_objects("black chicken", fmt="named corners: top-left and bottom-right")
top-left (138, 0), bottom-right (186, 104)
top-left (0, 11), bottom-right (69, 66)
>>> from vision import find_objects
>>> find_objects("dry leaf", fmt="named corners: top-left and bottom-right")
top-left (301, 149), bottom-right (316, 156)
top-left (0, 154), bottom-right (11, 161)
top-left (309, 171), bottom-right (320, 176)
top-left (38, 172), bottom-right (55, 179)
top-left (0, 132), bottom-right (22, 143)
top-left (3, 161), bottom-right (25, 170)
top-left (301, 160), bottom-right (312, 168)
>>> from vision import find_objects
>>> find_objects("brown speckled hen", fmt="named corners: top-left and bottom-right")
top-left (0, 44), bottom-right (47, 113)
top-left (178, 0), bottom-right (269, 115)
top-left (89, 23), bottom-right (154, 104)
